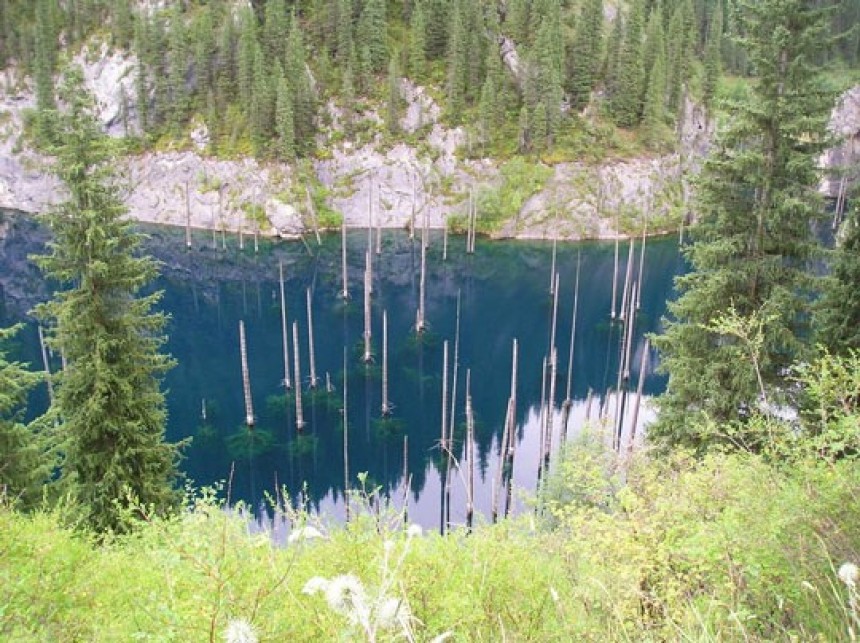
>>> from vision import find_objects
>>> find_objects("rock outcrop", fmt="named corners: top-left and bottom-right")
top-left (820, 85), bottom-right (860, 198)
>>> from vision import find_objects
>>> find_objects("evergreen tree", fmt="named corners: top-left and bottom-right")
top-left (642, 20), bottom-right (668, 147)
top-left (250, 40), bottom-right (274, 155)
top-left (341, 59), bottom-right (356, 136)
top-left (337, 0), bottom-right (353, 68)
top-left (702, 0), bottom-right (723, 110)
top-left (609, 0), bottom-right (645, 127)
top-left (112, 0), bottom-right (134, 50)
top-left (603, 11), bottom-right (624, 104)
top-left (446, 0), bottom-right (467, 121)
top-left (34, 0), bottom-right (57, 142)
top-left (424, 0), bottom-right (449, 60)
top-left (33, 69), bottom-right (183, 534)
top-left (0, 325), bottom-right (52, 509)
top-left (816, 199), bottom-right (860, 353)
top-left (275, 70), bottom-right (296, 159)
top-left (285, 13), bottom-right (316, 153)
top-left (237, 8), bottom-right (257, 115)
top-left (568, 0), bottom-right (603, 110)
top-left (263, 0), bottom-right (289, 65)
top-left (409, 0), bottom-right (426, 77)
top-left (166, 13), bottom-right (189, 135)
top-left (652, 0), bottom-right (836, 451)
top-left (386, 53), bottom-right (400, 135)
top-left (133, 16), bottom-right (150, 133)
top-left (357, 0), bottom-right (387, 73)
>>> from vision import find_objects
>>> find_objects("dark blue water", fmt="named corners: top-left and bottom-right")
top-left (0, 215), bottom-right (683, 528)
top-left (153, 227), bottom-right (681, 527)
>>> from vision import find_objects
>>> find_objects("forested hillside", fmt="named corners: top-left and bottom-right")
top-left (2, 0), bottom-right (856, 159)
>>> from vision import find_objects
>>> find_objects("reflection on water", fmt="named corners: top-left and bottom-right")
top-left (0, 216), bottom-right (683, 530)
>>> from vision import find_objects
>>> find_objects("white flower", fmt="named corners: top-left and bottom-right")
top-left (376, 596), bottom-right (412, 630)
top-left (325, 574), bottom-right (368, 617)
top-left (383, 539), bottom-right (395, 554)
top-left (288, 525), bottom-right (325, 544)
top-left (302, 576), bottom-right (330, 595)
top-left (838, 562), bottom-right (859, 588)
top-left (406, 524), bottom-right (423, 538)
top-left (224, 618), bottom-right (258, 643)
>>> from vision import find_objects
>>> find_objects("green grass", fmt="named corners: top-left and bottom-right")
top-left (2, 434), bottom-right (857, 641)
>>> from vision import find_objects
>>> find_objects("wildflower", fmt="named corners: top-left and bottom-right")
top-left (406, 523), bottom-right (423, 538)
top-left (224, 618), bottom-right (258, 643)
top-left (839, 562), bottom-right (859, 588)
top-left (325, 574), bottom-right (368, 618)
top-left (302, 576), bottom-right (330, 595)
top-left (376, 596), bottom-right (412, 630)
top-left (287, 525), bottom-right (325, 544)
top-left (383, 539), bottom-right (395, 554)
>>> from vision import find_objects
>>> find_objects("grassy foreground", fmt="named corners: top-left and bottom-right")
top-left (1, 437), bottom-right (859, 642)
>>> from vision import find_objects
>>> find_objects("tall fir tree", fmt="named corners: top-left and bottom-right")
top-left (337, 0), bottom-right (353, 68)
top-left (652, 0), bottom-right (836, 450)
top-left (408, 0), bottom-right (426, 77)
top-left (386, 53), bottom-right (401, 135)
top-left (702, 0), bottom-right (723, 110)
top-left (33, 69), bottom-right (183, 533)
top-left (275, 69), bottom-right (296, 159)
top-left (567, 0), bottom-right (603, 110)
top-left (642, 17), bottom-right (668, 147)
top-left (357, 0), bottom-right (387, 73)
top-left (609, 0), bottom-right (645, 127)
top-left (446, 0), bottom-right (467, 121)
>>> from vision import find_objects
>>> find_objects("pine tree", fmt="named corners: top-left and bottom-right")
top-left (34, 0), bottom-right (57, 142)
top-left (609, 0), bottom-right (645, 127)
top-left (337, 0), bottom-right (353, 68)
top-left (112, 0), bottom-right (133, 50)
top-left (642, 20), bottom-right (668, 148)
top-left (33, 69), bottom-right (183, 534)
top-left (816, 199), bottom-right (860, 353)
top-left (275, 70), bottom-right (296, 159)
top-left (409, 0), bottom-right (426, 77)
top-left (285, 13), bottom-right (316, 153)
top-left (0, 325), bottom-right (52, 509)
top-left (133, 16), bottom-right (150, 133)
top-left (263, 0), bottom-right (289, 65)
top-left (446, 0), bottom-right (467, 121)
top-left (250, 40), bottom-right (273, 155)
top-left (386, 53), bottom-right (400, 135)
top-left (702, 0), bottom-right (723, 110)
top-left (237, 7), bottom-right (257, 115)
top-left (357, 0), bottom-right (387, 73)
top-left (424, 0), bottom-right (449, 60)
top-left (568, 0), bottom-right (603, 110)
top-left (652, 0), bottom-right (836, 450)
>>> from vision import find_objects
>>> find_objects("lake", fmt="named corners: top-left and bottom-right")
top-left (0, 215), bottom-right (683, 530)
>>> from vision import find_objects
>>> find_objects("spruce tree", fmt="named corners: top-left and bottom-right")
top-left (816, 199), bottom-right (860, 353)
top-left (446, 0), bottom-right (467, 121)
top-left (409, 0), bottom-right (426, 77)
top-left (568, 0), bottom-right (603, 110)
top-left (652, 0), bottom-right (836, 451)
top-left (609, 0), bottom-right (645, 127)
top-left (285, 13), bottom-right (317, 153)
top-left (386, 53), bottom-right (400, 135)
top-left (0, 325), bottom-right (52, 509)
top-left (357, 0), bottom-right (387, 73)
top-left (337, 0), bottom-right (353, 68)
top-left (702, 0), bottom-right (723, 110)
top-left (34, 0), bottom-right (57, 142)
top-left (33, 69), bottom-right (183, 534)
top-left (275, 70), bottom-right (296, 159)
top-left (642, 22), bottom-right (667, 147)
top-left (263, 0), bottom-right (289, 65)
